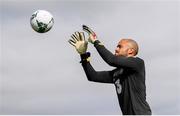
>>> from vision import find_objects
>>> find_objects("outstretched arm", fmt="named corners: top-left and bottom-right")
top-left (94, 40), bottom-right (141, 71)
top-left (80, 52), bottom-right (113, 84)
top-left (68, 31), bottom-right (113, 83)
top-left (82, 25), bottom-right (141, 71)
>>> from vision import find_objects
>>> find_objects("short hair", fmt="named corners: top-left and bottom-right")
top-left (122, 39), bottom-right (139, 56)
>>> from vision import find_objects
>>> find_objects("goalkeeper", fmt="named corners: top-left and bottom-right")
top-left (68, 25), bottom-right (152, 115)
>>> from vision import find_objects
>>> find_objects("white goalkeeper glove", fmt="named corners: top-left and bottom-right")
top-left (68, 31), bottom-right (88, 55)
top-left (82, 25), bottom-right (97, 44)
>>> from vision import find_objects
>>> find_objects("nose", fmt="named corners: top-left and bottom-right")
top-left (115, 48), bottom-right (119, 53)
top-left (116, 46), bottom-right (119, 51)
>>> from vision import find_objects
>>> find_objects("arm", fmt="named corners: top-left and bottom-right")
top-left (94, 40), bottom-right (141, 71)
top-left (80, 53), bottom-right (113, 83)
top-left (82, 25), bottom-right (141, 71)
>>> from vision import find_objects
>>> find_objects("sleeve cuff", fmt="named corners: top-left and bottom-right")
top-left (94, 40), bottom-right (104, 47)
top-left (80, 52), bottom-right (91, 63)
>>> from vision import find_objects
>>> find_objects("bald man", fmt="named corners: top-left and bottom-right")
top-left (69, 25), bottom-right (152, 115)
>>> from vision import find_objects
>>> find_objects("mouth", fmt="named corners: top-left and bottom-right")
top-left (115, 52), bottom-right (118, 56)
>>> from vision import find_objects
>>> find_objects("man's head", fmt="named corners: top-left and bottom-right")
top-left (115, 39), bottom-right (139, 57)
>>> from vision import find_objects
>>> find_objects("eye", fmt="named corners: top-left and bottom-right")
top-left (117, 45), bottom-right (121, 48)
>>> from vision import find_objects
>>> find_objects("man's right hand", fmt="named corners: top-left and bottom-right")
top-left (68, 32), bottom-right (88, 55)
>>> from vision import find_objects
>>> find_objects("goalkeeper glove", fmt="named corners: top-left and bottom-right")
top-left (82, 25), bottom-right (97, 44)
top-left (68, 31), bottom-right (88, 55)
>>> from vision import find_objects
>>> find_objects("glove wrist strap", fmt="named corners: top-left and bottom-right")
top-left (80, 52), bottom-right (91, 63)
top-left (94, 40), bottom-right (104, 47)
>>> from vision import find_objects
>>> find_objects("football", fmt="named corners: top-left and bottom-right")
top-left (30, 10), bottom-right (54, 33)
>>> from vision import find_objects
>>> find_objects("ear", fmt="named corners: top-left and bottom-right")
top-left (128, 48), bottom-right (135, 55)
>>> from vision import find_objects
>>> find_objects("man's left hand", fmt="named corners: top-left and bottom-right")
top-left (82, 25), bottom-right (97, 44)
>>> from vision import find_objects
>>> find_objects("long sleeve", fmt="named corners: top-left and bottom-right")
top-left (80, 53), bottom-right (114, 83)
top-left (81, 61), bottom-right (113, 83)
top-left (94, 40), bottom-right (143, 71)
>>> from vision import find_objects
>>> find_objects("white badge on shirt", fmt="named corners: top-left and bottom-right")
top-left (115, 78), bottom-right (122, 94)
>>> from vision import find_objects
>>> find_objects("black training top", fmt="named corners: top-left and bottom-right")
top-left (80, 40), bottom-right (152, 115)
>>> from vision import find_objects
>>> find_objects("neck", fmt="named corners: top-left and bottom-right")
top-left (127, 55), bottom-right (136, 57)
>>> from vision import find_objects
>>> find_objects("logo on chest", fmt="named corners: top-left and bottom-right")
top-left (113, 68), bottom-right (124, 78)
